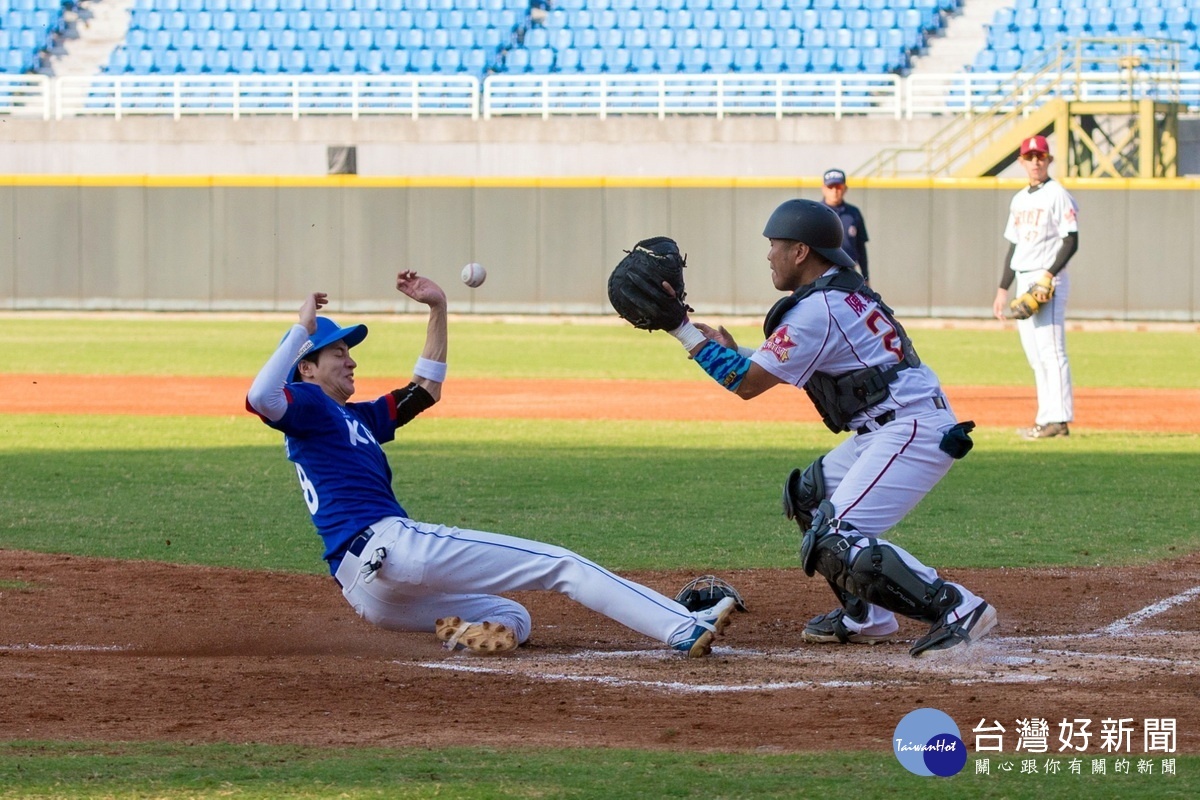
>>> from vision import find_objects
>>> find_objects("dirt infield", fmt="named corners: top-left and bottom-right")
top-left (1, 375), bottom-right (1198, 754)
top-left (3, 373), bottom-right (1200, 431)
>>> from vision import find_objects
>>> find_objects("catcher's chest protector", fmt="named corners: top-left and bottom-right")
top-left (763, 269), bottom-right (921, 433)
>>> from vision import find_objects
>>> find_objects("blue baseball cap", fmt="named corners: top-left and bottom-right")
top-left (823, 169), bottom-right (847, 187)
top-left (290, 316), bottom-right (368, 381)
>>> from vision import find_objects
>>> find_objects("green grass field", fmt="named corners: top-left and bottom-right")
top-left (1, 317), bottom-right (1197, 798)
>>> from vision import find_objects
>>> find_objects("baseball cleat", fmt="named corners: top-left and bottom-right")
top-left (1018, 422), bottom-right (1069, 440)
top-left (909, 602), bottom-right (997, 658)
top-left (435, 616), bottom-right (518, 655)
top-left (671, 596), bottom-right (736, 658)
top-left (801, 608), bottom-right (898, 645)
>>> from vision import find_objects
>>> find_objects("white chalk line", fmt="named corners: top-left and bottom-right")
top-left (0, 643), bottom-right (128, 652)
top-left (1099, 585), bottom-right (1200, 635)
top-left (410, 586), bottom-right (1200, 694)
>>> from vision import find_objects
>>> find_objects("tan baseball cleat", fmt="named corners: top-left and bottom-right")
top-left (435, 616), bottom-right (518, 655)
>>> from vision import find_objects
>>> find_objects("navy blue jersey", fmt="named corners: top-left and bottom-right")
top-left (827, 201), bottom-right (870, 281)
top-left (264, 382), bottom-right (406, 570)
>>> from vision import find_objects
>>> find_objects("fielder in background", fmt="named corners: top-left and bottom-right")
top-left (246, 271), bottom-right (734, 657)
top-left (992, 134), bottom-right (1080, 440)
top-left (608, 202), bottom-right (996, 657)
top-left (821, 168), bottom-right (870, 285)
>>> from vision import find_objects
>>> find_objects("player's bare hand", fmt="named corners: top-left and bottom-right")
top-left (992, 288), bottom-right (1009, 321)
top-left (396, 270), bottom-right (447, 309)
top-left (695, 322), bottom-right (738, 350)
top-left (299, 292), bottom-right (328, 334)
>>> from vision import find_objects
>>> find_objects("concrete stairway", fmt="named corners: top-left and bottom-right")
top-left (909, 0), bottom-right (1013, 75)
top-left (48, 0), bottom-right (136, 77)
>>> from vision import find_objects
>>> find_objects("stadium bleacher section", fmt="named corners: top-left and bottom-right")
top-left (95, 0), bottom-right (951, 77)
top-left (1, 0), bottom-right (69, 73)
top-left (976, 0), bottom-right (1200, 72)
top-left (5, 0), bottom-right (1197, 80)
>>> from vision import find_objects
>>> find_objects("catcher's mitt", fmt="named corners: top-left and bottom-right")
top-left (675, 575), bottom-right (748, 613)
top-left (607, 236), bottom-right (693, 331)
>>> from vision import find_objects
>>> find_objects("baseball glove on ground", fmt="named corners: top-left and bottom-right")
top-left (608, 236), bottom-right (693, 331)
top-left (675, 575), bottom-right (748, 613)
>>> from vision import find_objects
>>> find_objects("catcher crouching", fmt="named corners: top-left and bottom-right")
top-left (608, 202), bottom-right (998, 657)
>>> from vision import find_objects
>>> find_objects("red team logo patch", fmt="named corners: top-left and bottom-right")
top-left (762, 329), bottom-right (797, 362)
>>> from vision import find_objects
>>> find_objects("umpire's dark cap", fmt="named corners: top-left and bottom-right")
top-left (290, 316), bottom-right (368, 381)
top-left (762, 199), bottom-right (857, 268)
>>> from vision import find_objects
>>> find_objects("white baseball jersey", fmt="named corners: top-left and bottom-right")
top-left (750, 270), bottom-right (947, 431)
top-left (746, 269), bottom-right (986, 638)
top-left (1004, 180), bottom-right (1079, 274)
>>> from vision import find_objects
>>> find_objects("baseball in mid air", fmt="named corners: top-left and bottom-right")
top-left (461, 262), bottom-right (487, 288)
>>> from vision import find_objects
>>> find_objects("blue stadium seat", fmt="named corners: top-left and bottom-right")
top-left (630, 46), bottom-right (655, 72)
top-left (555, 47), bottom-right (580, 72)
top-left (996, 48), bottom-right (1022, 72)
top-left (707, 47), bottom-right (733, 72)
top-left (606, 47), bottom-right (631, 72)
top-left (971, 49), bottom-right (996, 72)
top-left (749, 28), bottom-right (776, 49)
top-left (106, 48), bottom-right (130, 73)
top-left (410, 48), bottom-right (435, 72)
top-left (380, 48), bottom-right (406, 71)
top-left (728, 28), bottom-right (751, 50)
top-left (758, 48), bottom-right (783, 73)
top-left (835, 47), bottom-right (863, 72)
top-left (733, 48), bottom-right (759, 72)
top-left (360, 49), bottom-right (383, 72)
top-left (655, 47), bottom-right (682, 72)
top-left (682, 47), bottom-right (707, 72)
top-left (700, 28), bottom-right (724, 49)
top-left (462, 47), bottom-right (488, 73)
top-left (155, 48), bottom-right (182, 73)
top-left (502, 47), bottom-right (528, 73)
top-left (528, 46), bottom-right (554, 72)
top-left (332, 48), bottom-right (359, 72)
top-left (281, 48), bottom-right (307, 73)
top-left (811, 48), bottom-right (836, 72)
top-left (580, 47), bottom-right (605, 73)
top-left (784, 48), bottom-right (810, 72)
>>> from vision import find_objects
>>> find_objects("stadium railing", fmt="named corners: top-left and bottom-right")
top-left (1, 71), bottom-right (1196, 121)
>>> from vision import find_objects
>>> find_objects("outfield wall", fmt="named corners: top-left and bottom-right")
top-left (2, 177), bottom-right (1198, 321)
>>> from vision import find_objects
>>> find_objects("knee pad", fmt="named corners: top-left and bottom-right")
top-left (783, 457), bottom-right (826, 530)
top-left (808, 531), bottom-right (961, 624)
top-left (798, 498), bottom-right (836, 577)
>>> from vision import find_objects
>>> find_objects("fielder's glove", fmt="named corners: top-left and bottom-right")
top-left (1009, 292), bottom-right (1040, 320)
top-left (607, 236), bottom-right (694, 331)
top-left (1029, 272), bottom-right (1055, 304)
top-left (1009, 273), bottom-right (1054, 320)
top-left (675, 575), bottom-right (748, 613)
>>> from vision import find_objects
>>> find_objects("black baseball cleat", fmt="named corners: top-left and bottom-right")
top-left (910, 602), bottom-right (998, 657)
top-left (801, 608), bottom-right (898, 645)
top-left (1018, 422), bottom-right (1069, 440)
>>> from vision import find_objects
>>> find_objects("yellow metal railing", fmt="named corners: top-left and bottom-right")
top-left (857, 37), bottom-right (1183, 177)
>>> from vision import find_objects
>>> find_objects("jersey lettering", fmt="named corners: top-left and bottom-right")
top-left (866, 309), bottom-right (904, 360)
top-left (346, 418), bottom-right (378, 447)
top-left (296, 463), bottom-right (318, 514)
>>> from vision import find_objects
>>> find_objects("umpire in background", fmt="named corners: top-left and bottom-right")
top-left (821, 168), bottom-right (870, 284)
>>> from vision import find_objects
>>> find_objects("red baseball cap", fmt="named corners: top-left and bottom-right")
top-left (1019, 135), bottom-right (1050, 156)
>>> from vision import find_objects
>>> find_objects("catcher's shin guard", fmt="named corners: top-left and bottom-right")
top-left (783, 458), bottom-right (826, 531)
top-left (806, 521), bottom-right (962, 625)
